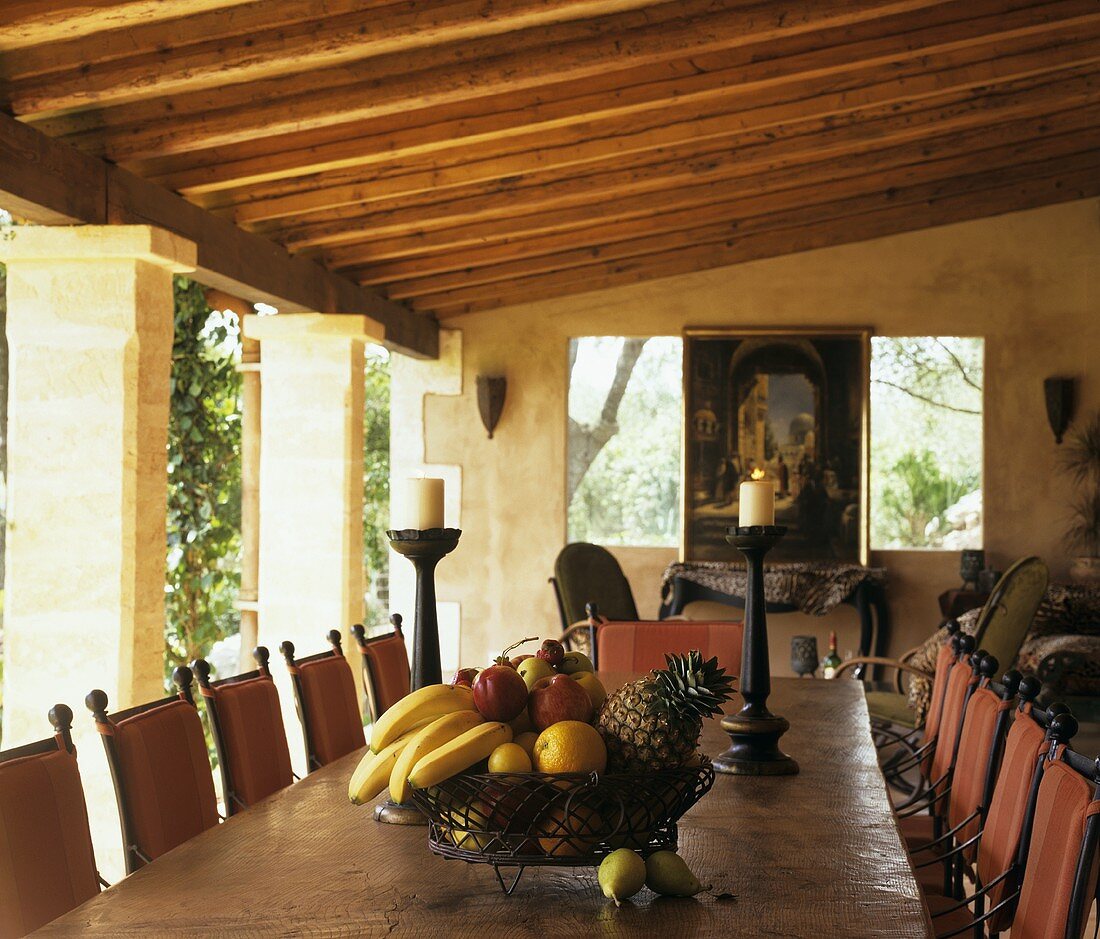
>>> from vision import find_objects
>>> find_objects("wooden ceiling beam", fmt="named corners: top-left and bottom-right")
top-left (266, 92), bottom-right (1100, 249)
top-left (139, 0), bottom-right (1100, 198)
top-left (29, 0), bottom-right (952, 161)
top-left (0, 0), bottom-right (254, 50)
top-left (4, 0), bottom-right (662, 113)
top-left (360, 110), bottom-right (1100, 297)
top-left (0, 113), bottom-right (436, 358)
top-left (313, 115), bottom-right (1100, 265)
top-left (422, 156), bottom-right (1100, 316)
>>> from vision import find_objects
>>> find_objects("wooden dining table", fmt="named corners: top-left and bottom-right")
top-left (41, 676), bottom-right (932, 937)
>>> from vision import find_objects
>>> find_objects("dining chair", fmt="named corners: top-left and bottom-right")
top-left (280, 630), bottom-right (366, 771)
top-left (927, 711), bottom-right (1099, 939)
top-left (588, 616), bottom-right (743, 676)
top-left (86, 667), bottom-right (220, 873)
top-left (193, 647), bottom-right (294, 815)
top-left (351, 616), bottom-right (411, 722)
top-left (0, 705), bottom-right (103, 939)
top-left (550, 542), bottom-right (640, 635)
top-left (915, 681), bottom-right (1063, 935)
top-left (904, 658), bottom-right (1017, 897)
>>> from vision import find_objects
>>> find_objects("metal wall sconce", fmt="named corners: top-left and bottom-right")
top-left (477, 375), bottom-right (507, 439)
top-left (1044, 377), bottom-right (1076, 444)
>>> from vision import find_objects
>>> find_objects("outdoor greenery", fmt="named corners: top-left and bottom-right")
top-left (363, 346), bottom-right (391, 625)
top-left (870, 337), bottom-right (984, 549)
top-left (164, 278), bottom-right (242, 677)
top-left (568, 337), bottom-right (682, 546)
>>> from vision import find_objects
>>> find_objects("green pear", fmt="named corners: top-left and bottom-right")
top-left (559, 651), bottom-right (594, 674)
top-left (598, 849), bottom-right (646, 906)
top-left (644, 851), bottom-right (708, 897)
top-left (517, 656), bottom-right (555, 690)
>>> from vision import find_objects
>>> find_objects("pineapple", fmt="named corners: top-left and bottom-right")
top-left (596, 651), bottom-right (735, 772)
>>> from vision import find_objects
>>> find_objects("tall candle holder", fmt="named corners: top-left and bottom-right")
top-left (712, 525), bottom-right (799, 776)
top-left (386, 527), bottom-right (461, 690)
top-left (376, 527), bottom-right (461, 826)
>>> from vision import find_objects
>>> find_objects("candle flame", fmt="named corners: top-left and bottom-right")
top-left (751, 468), bottom-right (766, 480)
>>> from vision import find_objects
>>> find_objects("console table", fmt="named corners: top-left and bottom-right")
top-left (660, 561), bottom-right (890, 674)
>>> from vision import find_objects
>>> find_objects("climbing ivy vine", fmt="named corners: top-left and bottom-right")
top-left (164, 277), bottom-right (242, 674)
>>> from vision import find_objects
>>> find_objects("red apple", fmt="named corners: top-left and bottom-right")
top-left (451, 667), bottom-right (479, 688)
top-left (473, 664), bottom-right (529, 722)
top-left (527, 674), bottom-right (593, 731)
top-left (536, 638), bottom-right (565, 669)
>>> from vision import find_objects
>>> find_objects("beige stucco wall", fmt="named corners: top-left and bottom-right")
top-left (392, 198), bottom-right (1099, 672)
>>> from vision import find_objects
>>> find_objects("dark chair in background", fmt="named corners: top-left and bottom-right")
top-left (352, 615), bottom-right (411, 723)
top-left (0, 705), bottom-right (102, 938)
top-left (194, 647), bottom-right (294, 815)
top-left (87, 668), bottom-right (219, 873)
top-left (280, 630), bottom-right (366, 771)
top-left (550, 542), bottom-right (640, 635)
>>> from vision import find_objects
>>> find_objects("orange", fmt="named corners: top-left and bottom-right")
top-left (532, 720), bottom-right (607, 775)
top-left (536, 800), bottom-right (604, 857)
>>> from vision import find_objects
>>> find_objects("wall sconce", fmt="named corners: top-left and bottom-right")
top-left (477, 375), bottom-right (507, 439)
top-left (1044, 377), bottom-right (1076, 444)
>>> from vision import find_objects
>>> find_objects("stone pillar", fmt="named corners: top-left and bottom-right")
top-left (0, 225), bottom-right (194, 878)
top-left (249, 313), bottom-right (376, 773)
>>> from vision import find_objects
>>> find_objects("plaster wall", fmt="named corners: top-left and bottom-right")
top-left (392, 199), bottom-right (1099, 672)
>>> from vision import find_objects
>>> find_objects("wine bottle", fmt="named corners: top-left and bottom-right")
top-left (822, 631), bottom-right (842, 679)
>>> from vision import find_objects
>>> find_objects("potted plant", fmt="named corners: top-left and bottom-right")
top-left (1063, 411), bottom-right (1100, 583)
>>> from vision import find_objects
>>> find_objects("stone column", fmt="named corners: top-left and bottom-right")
top-left (0, 225), bottom-right (194, 878)
top-left (248, 313), bottom-right (377, 774)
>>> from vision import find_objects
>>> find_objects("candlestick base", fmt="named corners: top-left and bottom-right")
top-left (374, 798), bottom-right (429, 826)
top-left (713, 524), bottom-right (799, 776)
top-left (387, 528), bottom-right (461, 690)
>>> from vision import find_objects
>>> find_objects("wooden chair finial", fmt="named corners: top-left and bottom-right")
top-left (49, 703), bottom-right (76, 752)
top-left (390, 613), bottom-right (403, 637)
top-left (1000, 669), bottom-right (1022, 700)
top-left (585, 601), bottom-right (599, 619)
top-left (192, 658), bottom-right (213, 688)
top-left (85, 689), bottom-right (110, 724)
top-left (351, 624), bottom-right (366, 649)
top-left (1048, 712), bottom-right (1079, 746)
top-left (978, 654), bottom-right (999, 681)
top-left (956, 634), bottom-right (976, 658)
top-left (1017, 674), bottom-right (1041, 706)
top-left (253, 646), bottom-right (271, 675)
top-left (279, 641), bottom-right (296, 667)
top-left (172, 666), bottom-right (196, 705)
top-left (327, 629), bottom-right (343, 655)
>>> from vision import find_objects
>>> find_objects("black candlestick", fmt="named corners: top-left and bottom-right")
top-left (386, 527), bottom-right (461, 690)
top-left (712, 525), bottom-right (799, 776)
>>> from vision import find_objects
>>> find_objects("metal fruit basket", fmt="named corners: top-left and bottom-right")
top-left (408, 758), bottom-right (715, 893)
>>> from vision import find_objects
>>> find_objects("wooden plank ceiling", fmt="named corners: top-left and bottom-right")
top-left (3, 0), bottom-right (1099, 319)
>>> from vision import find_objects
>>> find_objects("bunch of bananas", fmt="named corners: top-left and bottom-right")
top-left (348, 683), bottom-right (512, 805)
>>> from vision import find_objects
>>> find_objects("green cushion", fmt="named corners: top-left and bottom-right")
top-left (865, 689), bottom-right (919, 729)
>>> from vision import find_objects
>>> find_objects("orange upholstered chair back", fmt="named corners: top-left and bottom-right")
top-left (195, 650), bottom-right (294, 815)
top-left (922, 636), bottom-right (961, 748)
top-left (281, 633), bottom-right (366, 770)
top-left (354, 618), bottom-right (411, 721)
top-left (1012, 743), bottom-right (1099, 939)
top-left (87, 669), bottom-right (219, 873)
top-left (977, 701), bottom-right (1049, 933)
top-left (0, 707), bottom-right (99, 939)
top-left (927, 653), bottom-right (977, 787)
top-left (596, 620), bottom-right (743, 676)
top-left (946, 670), bottom-right (1013, 851)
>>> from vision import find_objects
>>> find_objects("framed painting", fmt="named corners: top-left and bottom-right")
top-left (681, 328), bottom-right (871, 563)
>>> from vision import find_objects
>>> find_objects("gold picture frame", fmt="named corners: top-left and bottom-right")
top-left (681, 327), bottom-right (871, 564)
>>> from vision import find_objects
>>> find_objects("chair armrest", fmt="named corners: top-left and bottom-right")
top-left (832, 656), bottom-right (934, 686)
top-left (561, 618), bottom-right (601, 643)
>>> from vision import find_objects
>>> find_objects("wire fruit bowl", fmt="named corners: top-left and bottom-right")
top-left (408, 758), bottom-right (715, 893)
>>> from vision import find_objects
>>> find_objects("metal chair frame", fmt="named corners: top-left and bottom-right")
top-left (351, 615), bottom-right (411, 723)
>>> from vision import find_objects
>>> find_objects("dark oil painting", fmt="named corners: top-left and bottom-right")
top-left (683, 330), bottom-right (869, 563)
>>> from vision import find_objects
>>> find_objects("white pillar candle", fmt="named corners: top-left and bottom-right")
top-left (738, 470), bottom-right (775, 527)
top-left (408, 477), bottom-right (445, 530)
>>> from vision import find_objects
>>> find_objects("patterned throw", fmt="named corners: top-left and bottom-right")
top-left (906, 582), bottom-right (1100, 723)
top-left (660, 561), bottom-right (888, 617)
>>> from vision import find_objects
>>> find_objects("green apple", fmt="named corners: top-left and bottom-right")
top-left (559, 651), bottom-right (594, 674)
top-left (517, 656), bottom-right (555, 690)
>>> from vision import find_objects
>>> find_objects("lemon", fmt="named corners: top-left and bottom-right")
top-left (488, 742), bottom-right (532, 773)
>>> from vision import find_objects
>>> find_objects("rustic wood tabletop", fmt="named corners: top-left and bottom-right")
top-left (40, 676), bottom-right (931, 938)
